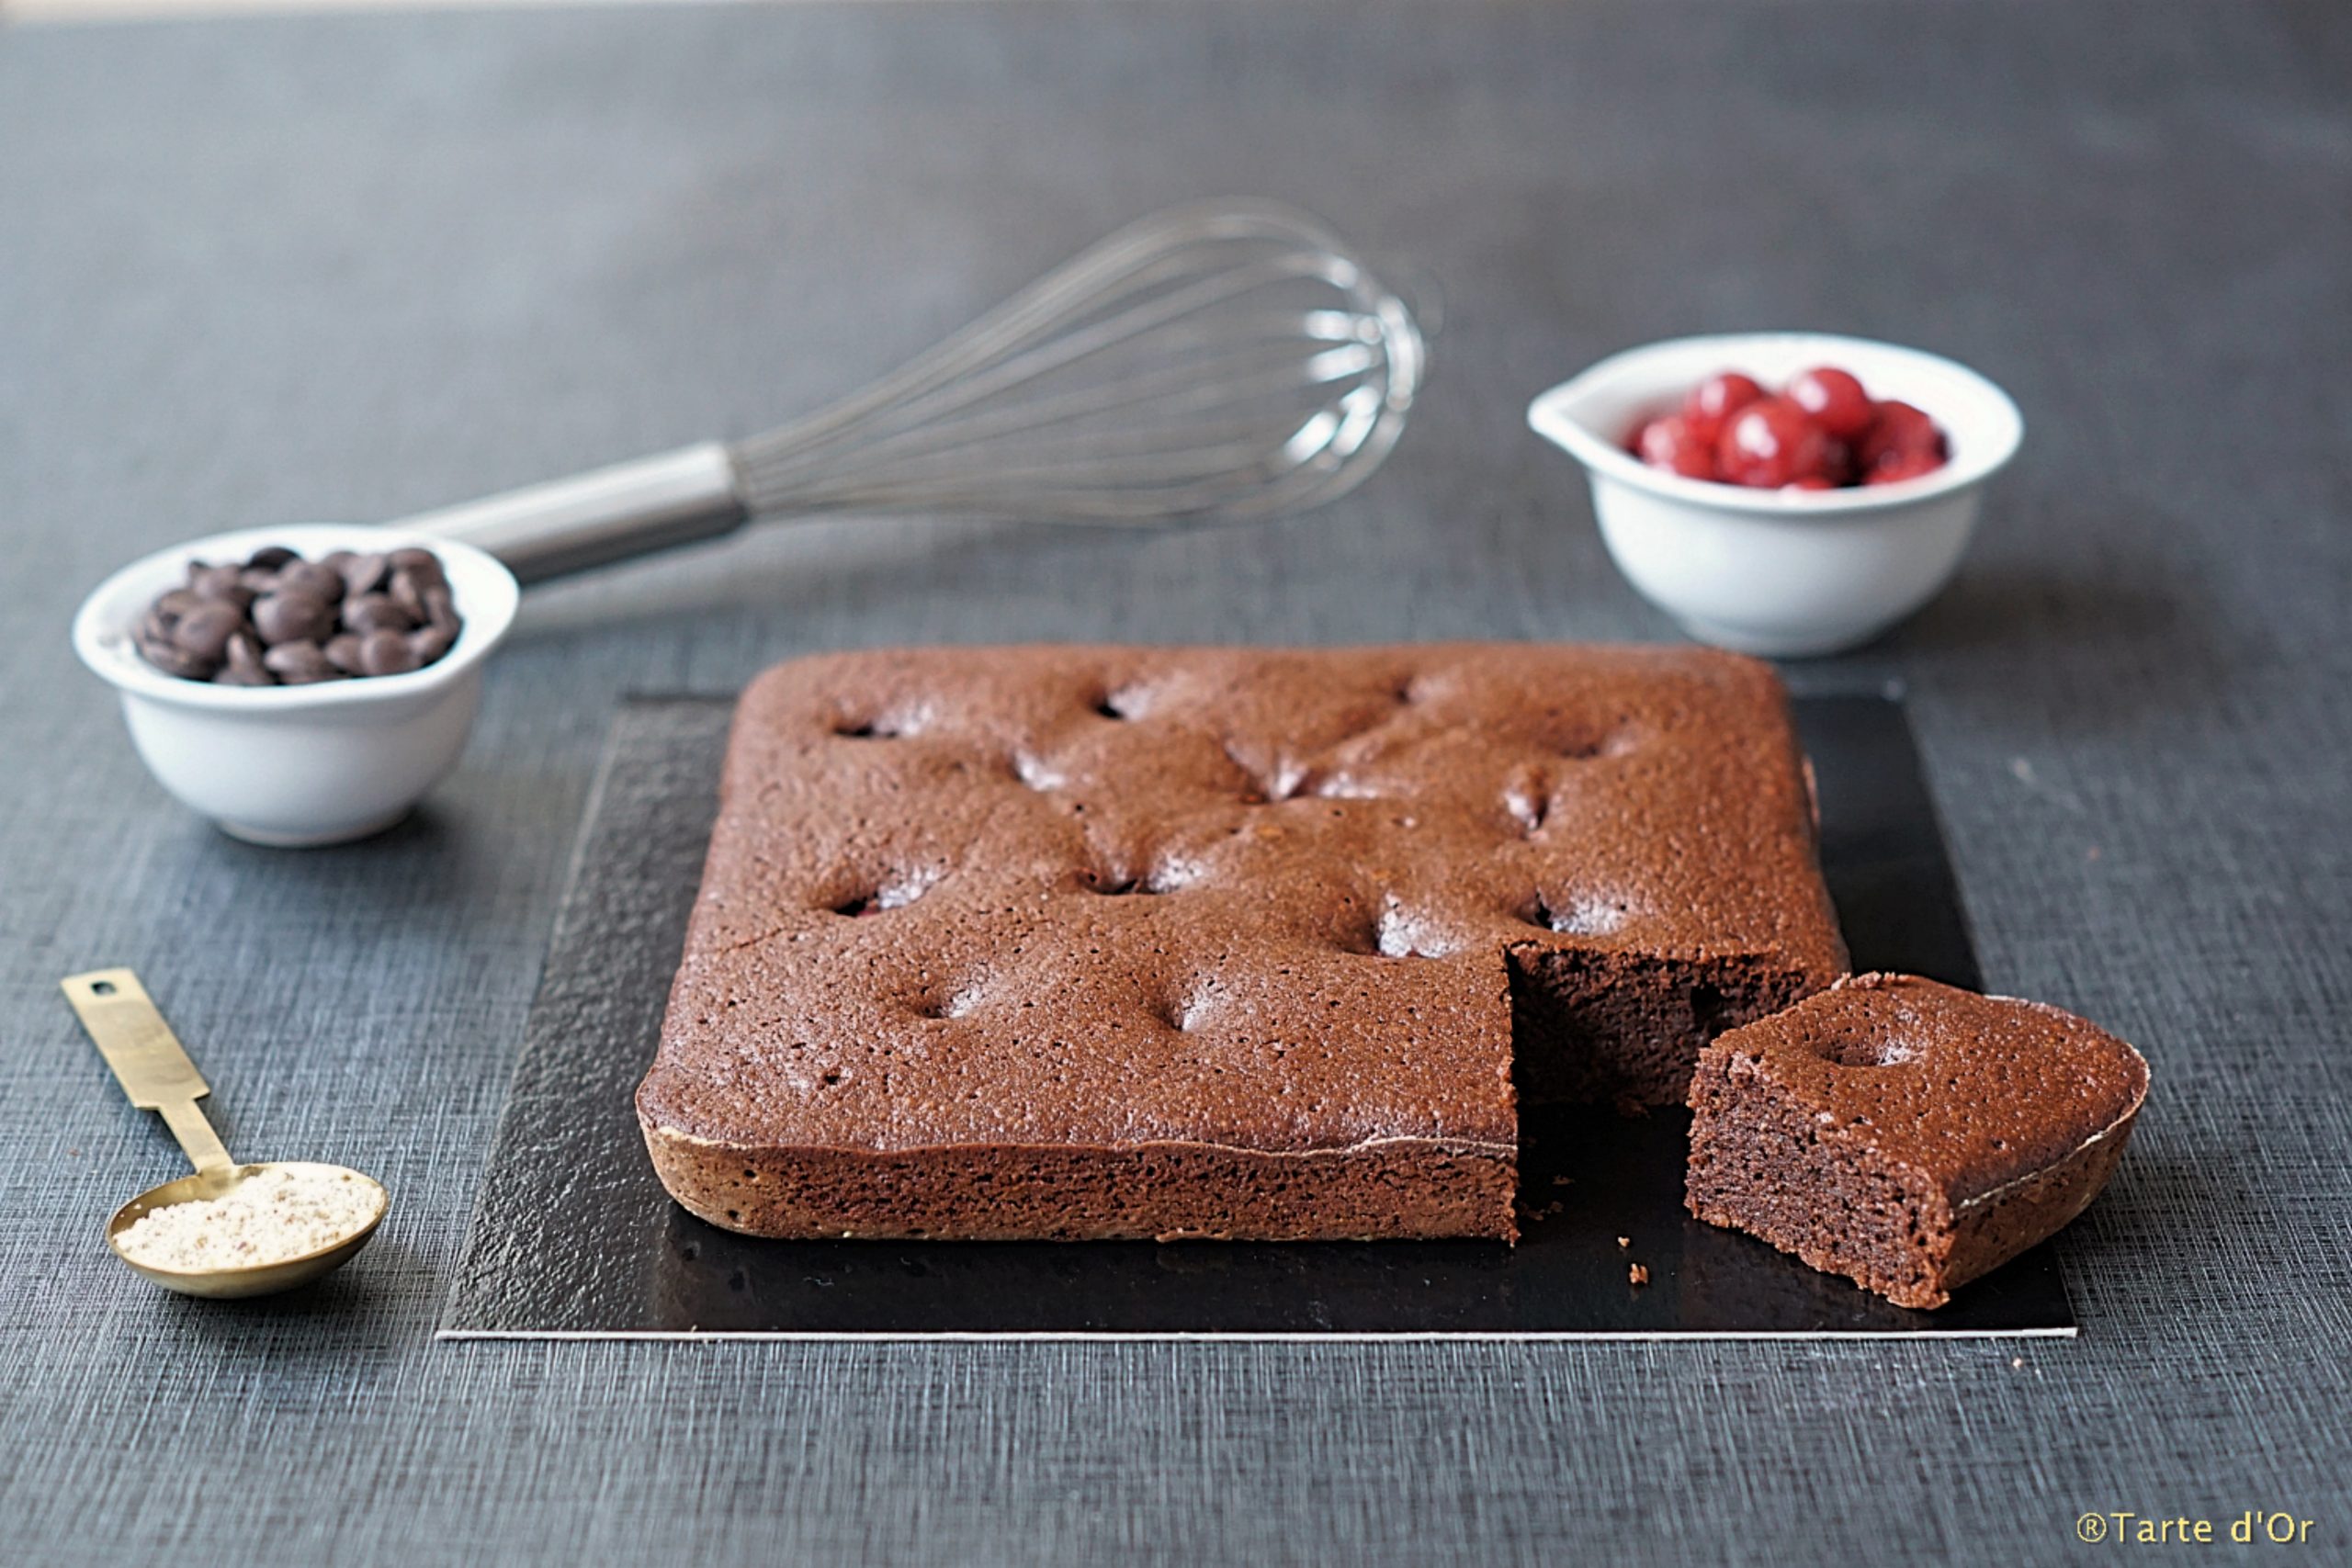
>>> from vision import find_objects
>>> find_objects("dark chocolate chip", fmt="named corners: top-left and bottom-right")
top-left (252, 590), bottom-right (336, 646)
top-left (170, 600), bottom-right (246, 660)
top-left (408, 624), bottom-right (457, 665)
top-left (342, 592), bottom-right (415, 634)
top-left (356, 629), bottom-right (421, 676)
top-left (276, 559), bottom-right (345, 603)
top-left (336, 551), bottom-right (390, 597)
top-left (239, 567), bottom-right (284, 595)
top-left (217, 632), bottom-right (274, 685)
top-left (155, 588), bottom-right (205, 620)
top-left (187, 563), bottom-right (256, 608)
top-left (388, 547), bottom-right (446, 587)
top-left (387, 569), bottom-right (428, 624)
top-left (262, 640), bottom-right (343, 683)
top-left (322, 633), bottom-right (366, 674)
top-left (420, 583), bottom-right (459, 634)
top-left (246, 546), bottom-right (299, 570)
top-left (136, 633), bottom-right (218, 680)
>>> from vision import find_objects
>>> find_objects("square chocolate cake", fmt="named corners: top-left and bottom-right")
top-left (637, 644), bottom-right (1846, 1241)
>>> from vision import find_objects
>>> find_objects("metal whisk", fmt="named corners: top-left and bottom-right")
top-left (401, 200), bottom-right (1426, 583)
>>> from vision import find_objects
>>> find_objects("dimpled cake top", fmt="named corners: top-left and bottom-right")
top-left (1704, 972), bottom-right (2151, 1203)
top-left (639, 644), bottom-right (1846, 1156)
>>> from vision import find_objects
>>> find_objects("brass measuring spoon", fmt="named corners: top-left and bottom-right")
top-left (62, 968), bottom-right (387, 1299)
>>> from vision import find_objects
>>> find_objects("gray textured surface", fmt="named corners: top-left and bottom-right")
top-left (1, 1), bottom-right (2346, 1562)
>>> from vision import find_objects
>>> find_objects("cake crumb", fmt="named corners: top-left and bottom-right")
top-left (2010, 1357), bottom-right (2024, 1370)
top-left (114, 1166), bottom-right (382, 1272)
top-left (1628, 1263), bottom-right (1650, 1286)
top-left (1615, 1235), bottom-right (1631, 1248)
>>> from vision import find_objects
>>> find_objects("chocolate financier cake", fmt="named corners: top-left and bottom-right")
top-left (1685, 973), bottom-right (2150, 1307)
top-left (638, 644), bottom-right (1846, 1241)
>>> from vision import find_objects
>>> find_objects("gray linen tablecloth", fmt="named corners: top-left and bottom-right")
top-left (2, 3), bottom-right (2346, 1562)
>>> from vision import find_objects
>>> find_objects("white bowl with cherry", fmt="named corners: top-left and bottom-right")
top-left (1528, 333), bottom-right (2023, 657)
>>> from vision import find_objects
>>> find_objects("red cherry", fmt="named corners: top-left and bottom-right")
top-left (1863, 450), bottom-right (1946, 485)
top-left (1682, 371), bottom-right (1766, 448)
top-left (1717, 396), bottom-right (1833, 489)
top-left (1787, 367), bottom-right (1875, 441)
top-left (1782, 476), bottom-right (1838, 491)
top-left (1800, 436), bottom-right (1854, 487)
top-left (1857, 400), bottom-right (1947, 474)
top-left (1634, 414), bottom-right (1717, 479)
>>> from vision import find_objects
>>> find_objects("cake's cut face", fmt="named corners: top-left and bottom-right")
top-left (637, 644), bottom-right (1846, 1241)
top-left (1685, 973), bottom-right (2150, 1307)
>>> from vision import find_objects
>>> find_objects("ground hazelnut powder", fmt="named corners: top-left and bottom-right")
top-left (114, 1165), bottom-right (381, 1271)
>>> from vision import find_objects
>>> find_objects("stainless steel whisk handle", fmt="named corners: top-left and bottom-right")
top-left (405, 442), bottom-right (749, 585)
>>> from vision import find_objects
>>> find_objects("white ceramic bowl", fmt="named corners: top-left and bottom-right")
top-left (1528, 333), bottom-right (2023, 657)
top-left (72, 524), bottom-right (521, 845)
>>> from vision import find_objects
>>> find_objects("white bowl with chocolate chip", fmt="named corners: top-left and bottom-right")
top-left (72, 524), bottom-right (520, 845)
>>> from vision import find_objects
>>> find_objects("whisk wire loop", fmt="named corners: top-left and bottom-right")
top-left (403, 199), bottom-right (1423, 579)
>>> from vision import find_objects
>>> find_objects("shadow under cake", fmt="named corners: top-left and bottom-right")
top-left (1685, 972), bottom-right (2150, 1307)
top-left (636, 644), bottom-right (1847, 1241)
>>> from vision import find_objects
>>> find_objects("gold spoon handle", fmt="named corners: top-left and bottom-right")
top-left (61, 968), bottom-right (235, 1178)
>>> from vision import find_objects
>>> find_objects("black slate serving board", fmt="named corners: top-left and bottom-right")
top-left (441, 691), bottom-right (2072, 1339)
